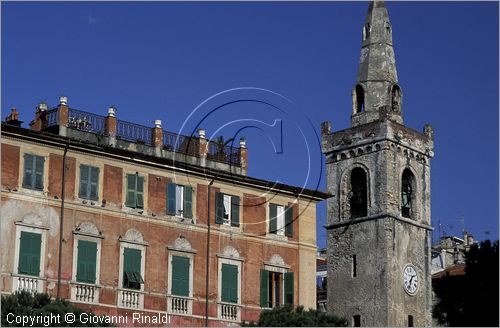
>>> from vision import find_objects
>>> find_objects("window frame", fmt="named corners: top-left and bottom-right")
top-left (268, 203), bottom-right (294, 237)
top-left (167, 183), bottom-right (194, 219)
top-left (118, 242), bottom-right (146, 292)
top-left (167, 250), bottom-right (194, 298)
top-left (260, 265), bottom-right (294, 309)
top-left (215, 192), bottom-right (240, 227)
top-left (217, 257), bottom-right (242, 305)
top-left (72, 234), bottom-right (102, 286)
top-left (124, 172), bottom-right (146, 210)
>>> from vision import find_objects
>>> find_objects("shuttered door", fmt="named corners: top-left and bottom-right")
top-left (171, 256), bottom-right (190, 296)
top-left (123, 248), bottom-right (142, 289)
top-left (221, 264), bottom-right (238, 303)
top-left (284, 272), bottom-right (294, 305)
top-left (76, 240), bottom-right (97, 284)
top-left (18, 231), bottom-right (41, 277)
top-left (260, 269), bottom-right (269, 308)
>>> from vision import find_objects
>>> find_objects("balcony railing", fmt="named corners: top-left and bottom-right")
top-left (71, 282), bottom-right (99, 303)
top-left (12, 275), bottom-right (43, 294)
top-left (116, 120), bottom-right (153, 146)
top-left (218, 302), bottom-right (241, 322)
top-left (68, 108), bottom-right (106, 134)
top-left (163, 131), bottom-right (199, 157)
top-left (118, 289), bottom-right (144, 309)
top-left (167, 295), bottom-right (192, 315)
top-left (207, 141), bottom-right (241, 166)
top-left (46, 108), bottom-right (59, 127)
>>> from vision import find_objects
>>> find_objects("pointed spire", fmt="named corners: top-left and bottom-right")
top-left (351, 0), bottom-right (403, 127)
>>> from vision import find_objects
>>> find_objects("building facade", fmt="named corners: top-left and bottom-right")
top-left (321, 1), bottom-right (434, 326)
top-left (1, 99), bottom-right (326, 326)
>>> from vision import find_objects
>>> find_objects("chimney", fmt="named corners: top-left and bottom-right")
top-left (5, 107), bottom-right (22, 127)
top-left (30, 102), bottom-right (48, 132)
top-left (239, 137), bottom-right (248, 174)
top-left (105, 106), bottom-right (117, 147)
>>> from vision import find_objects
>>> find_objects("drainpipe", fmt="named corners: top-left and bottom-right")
top-left (57, 141), bottom-right (70, 299)
top-left (205, 176), bottom-right (216, 326)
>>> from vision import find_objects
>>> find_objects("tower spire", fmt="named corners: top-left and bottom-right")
top-left (351, 0), bottom-right (403, 127)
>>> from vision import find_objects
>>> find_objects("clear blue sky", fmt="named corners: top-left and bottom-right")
top-left (2, 1), bottom-right (498, 248)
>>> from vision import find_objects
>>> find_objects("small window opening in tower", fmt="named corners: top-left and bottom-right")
top-left (353, 315), bottom-right (361, 327)
top-left (392, 85), bottom-right (402, 112)
top-left (362, 23), bottom-right (371, 40)
top-left (385, 21), bottom-right (392, 35)
top-left (355, 85), bottom-right (365, 113)
top-left (352, 255), bottom-right (357, 278)
top-left (408, 315), bottom-right (414, 327)
top-left (401, 169), bottom-right (414, 218)
top-left (350, 168), bottom-right (368, 218)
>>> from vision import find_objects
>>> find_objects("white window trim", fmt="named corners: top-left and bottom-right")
top-left (217, 257), bottom-right (242, 304)
top-left (266, 203), bottom-right (289, 241)
top-left (167, 250), bottom-right (194, 298)
top-left (18, 151), bottom-right (49, 195)
top-left (74, 162), bottom-right (104, 204)
top-left (12, 223), bottom-right (48, 293)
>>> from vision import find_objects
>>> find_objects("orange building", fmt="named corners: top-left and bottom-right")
top-left (1, 98), bottom-right (326, 326)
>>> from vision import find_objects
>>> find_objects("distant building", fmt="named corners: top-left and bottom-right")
top-left (1, 98), bottom-right (327, 326)
top-left (431, 231), bottom-right (477, 274)
top-left (316, 249), bottom-right (327, 312)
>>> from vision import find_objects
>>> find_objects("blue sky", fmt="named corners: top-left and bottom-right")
top-left (2, 1), bottom-right (498, 248)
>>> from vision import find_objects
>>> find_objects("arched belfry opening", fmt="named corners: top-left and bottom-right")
top-left (362, 23), bottom-right (371, 41)
top-left (350, 167), bottom-right (368, 218)
top-left (353, 85), bottom-right (365, 114)
top-left (401, 168), bottom-right (415, 219)
top-left (391, 84), bottom-right (402, 112)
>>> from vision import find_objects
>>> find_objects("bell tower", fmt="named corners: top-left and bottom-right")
top-left (321, 1), bottom-right (434, 326)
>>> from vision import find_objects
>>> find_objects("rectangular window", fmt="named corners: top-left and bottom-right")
top-left (221, 263), bottom-right (238, 303)
top-left (260, 269), bottom-right (294, 308)
top-left (352, 255), bottom-right (357, 278)
top-left (269, 204), bottom-right (293, 237)
top-left (76, 240), bottom-right (97, 284)
top-left (125, 174), bottom-right (144, 209)
top-left (215, 192), bottom-right (240, 227)
top-left (353, 315), bottom-right (361, 327)
top-left (171, 256), bottom-right (190, 297)
top-left (167, 183), bottom-right (193, 218)
top-left (22, 154), bottom-right (44, 190)
top-left (408, 315), bottom-right (414, 327)
top-left (79, 165), bottom-right (99, 200)
top-left (18, 231), bottom-right (42, 277)
top-left (123, 248), bottom-right (144, 290)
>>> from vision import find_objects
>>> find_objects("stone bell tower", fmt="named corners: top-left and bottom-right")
top-left (321, 1), bottom-right (434, 326)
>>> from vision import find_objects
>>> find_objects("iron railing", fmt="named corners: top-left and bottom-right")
top-left (207, 141), bottom-right (241, 166)
top-left (163, 131), bottom-right (199, 157)
top-left (116, 120), bottom-right (153, 146)
top-left (68, 108), bottom-right (106, 134)
top-left (46, 108), bottom-right (59, 127)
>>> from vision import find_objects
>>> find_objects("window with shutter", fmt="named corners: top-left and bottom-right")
top-left (260, 269), bottom-right (269, 308)
top-left (23, 154), bottom-right (44, 190)
top-left (123, 248), bottom-right (143, 289)
top-left (18, 231), bottom-right (41, 277)
top-left (215, 193), bottom-right (239, 226)
top-left (171, 256), bottom-right (190, 296)
top-left (285, 206), bottom-right (294, 237)
top-left (167, 183), bottom-right (176, 215)
top-left (221, 264), bottom-right (238, 303)
top-left (76, 240), bottom-right (97, 284)
top-left (166, 184), bottom-right (193, 219)
top-left (284, 272), bottom-right (294, 306)
top-left (79, 165), bottom-right (99, 200)
top-left (125, 174), bottom-right (144, 209)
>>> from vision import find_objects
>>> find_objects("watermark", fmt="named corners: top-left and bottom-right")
top-left (5, 312), bottom-right (171, 326)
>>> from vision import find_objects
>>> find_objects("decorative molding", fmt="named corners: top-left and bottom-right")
top-left (73, 221), bottom-right (102, 238)
top-left (167, 236), bottom-right (196, 253)
top-left (119, 228), bottom-right (149, 246)
top-left (217, 246), bottom-right (244, 261)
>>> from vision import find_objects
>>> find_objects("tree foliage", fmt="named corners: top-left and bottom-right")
top-left (1, 291), bottom-right (113, 327)
top-left (433, 239), bottom-right (499, 326)
top-left (242, 305), bottom-right (347, 327)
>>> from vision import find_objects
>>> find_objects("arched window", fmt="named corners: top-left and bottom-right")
top-left (401, 169), bottom-right (415, 218)
top-left (350, 168), bottom-right (368, 218)
top-left (362, 23), bottom-right (371, 40)
top-left (355, 85), bottom-right (365, 113)
top-left (392, 85), bottom-right (402, 112)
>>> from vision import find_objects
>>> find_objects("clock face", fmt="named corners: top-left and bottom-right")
top-left (403, 264), bottom-right (419, 295)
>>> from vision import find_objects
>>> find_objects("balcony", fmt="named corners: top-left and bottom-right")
top-left (70, 282), bottom-right (99, 303)
top-left (118, 289), bottom-right (144, 309)
top-left (12, 274), bottom-right (44, 294)
top-left (167, 295), bottom-right (193, 316)
top-left (218, 302), bottom-right (241, 322)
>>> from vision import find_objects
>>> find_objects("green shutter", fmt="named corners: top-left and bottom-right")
top-left (221, 264), bottom-right (238, 303)
top-left (18, 232), bottom-right (41, 277)
top-left (34, 156), bottom-right (44, 190)
top-left (215, 192), bottom-right (224, 224)
top-left (79, 165), bottom-right (89, 198)
top-left (171, 256), bottom-right (190, 296)
top-left (183, 186), bottom-right (193, 219)
top-left (136, 176), bottom-right (144, 209)
top-left (123, 248), bottom-right (142, 289)
top-left (260, 269), bottom-right (269, 308)
top-left (23, 154), bottom-right (34, 189)
top-left (90, 167), bottom-right (99, 200)
top-left (231, 196), bottom-right (240, 227)
top-left (126, 174), bottom-right (137, 208)
top-left (77, 240), bottom-right (97, 284)
top-left (285, 206), bottom-right (294, 237)
top-left (167, 183), bottom-right (176, 215)
top-left (284, 272), bottom-right (294, 306)
top-left (269, 204), bottom-right (277, 233)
